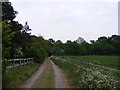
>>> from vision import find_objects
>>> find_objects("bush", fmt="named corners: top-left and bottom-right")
top-left (25, 42), bottom-right (48, 63)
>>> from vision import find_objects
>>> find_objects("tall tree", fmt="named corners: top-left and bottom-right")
top-left (2, 2), bottom-right (32, 58)
top-left (64, 41), bottom-right (81, 55)
top-left (48, 38), bottom-right (55, 44)
top-left (2, 2), bottom-right (17, 22)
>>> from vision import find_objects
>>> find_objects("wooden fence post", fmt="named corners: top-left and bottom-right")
top-left (20, 58), bottom-right (21, 67)
top-left (32, 58), bottom-right (34, 63)
top-left (23, 58), bottom-right (25, 65)
top-left (13, 59), bottom-right (15, 70)
top-left (28, 58), bottom-right (29, 63)
top-left (31, 58), bottom-right (32, 63)
top-left (27, 58), bottom-right (28, 64)
top-left (6, 68), bottom-right (8, 74)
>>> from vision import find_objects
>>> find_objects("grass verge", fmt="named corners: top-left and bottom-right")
top-left (2, 62), bottom-right (40, 88)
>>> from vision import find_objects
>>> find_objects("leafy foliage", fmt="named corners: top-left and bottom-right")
top-left (2, 2), bottom-right (18, 22)
top-left (2, 21), bottom-right (15, 58)
top-left (25, 42), bottom-right (47, 63)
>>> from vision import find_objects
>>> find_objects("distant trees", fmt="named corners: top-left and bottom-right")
top-left (52, 40), bottom-right (64, 56)
top-left (64, 41), bottom-right (81, 55)
top-left (45, 39), bottom-right (64, 56)
top-left (48, 38), bottom-right (55, 44)
top-left (110, 35), bottom-right (120, 55)
top-left (90, 35), bottom-right (120, 55)
top-left (45, 35), bottom-right (120, 56)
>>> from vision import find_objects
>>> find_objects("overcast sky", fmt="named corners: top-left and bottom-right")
top-left (9, 0), bottom-right (118, 43)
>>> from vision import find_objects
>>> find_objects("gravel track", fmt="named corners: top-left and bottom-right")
top-left (50, 60), bottom-right (69, 88)
top-left (20, 58), bottom-right (69, 88)
top-left (20, 61), bottom-right (47, 88)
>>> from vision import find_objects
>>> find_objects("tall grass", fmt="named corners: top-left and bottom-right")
top-left (2, 62), bottom-right (40, 88)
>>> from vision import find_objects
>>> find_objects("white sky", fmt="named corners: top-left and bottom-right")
top-left (9, 0), bottom-right (118, 43)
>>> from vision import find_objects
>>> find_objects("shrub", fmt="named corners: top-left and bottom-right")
top-left (25, 42), bottom-right (47, 63)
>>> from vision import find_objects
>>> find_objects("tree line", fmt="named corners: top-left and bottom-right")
top-left (47, 35), bottom-right (120, 56)
top-left (2, 2), bottom-right (120, 65)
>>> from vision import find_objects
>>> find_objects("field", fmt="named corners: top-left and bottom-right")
top-left (51, 56), bottom-right (120, 88)
top-left (61, 56), bottom-right (119, 70)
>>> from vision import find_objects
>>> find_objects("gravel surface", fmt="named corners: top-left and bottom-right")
top-left (50, 60), bottom-right (69, 88)
top-left (20, 61), bottom-right (46, 88)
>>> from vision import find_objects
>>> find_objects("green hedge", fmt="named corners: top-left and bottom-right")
top-left (25, 42), bottom-right (48, 63)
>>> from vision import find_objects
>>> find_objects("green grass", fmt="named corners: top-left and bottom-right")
top-left (60, 56), bottom-right (119, 70)
top-left (0, 62), bottom-right (2, 89)
top-left (2, 62), bottom-right (41, 88)
top-left (59, 56), bottom-right (120, 80)
top-left (51, 56), bottom-right (119, 88)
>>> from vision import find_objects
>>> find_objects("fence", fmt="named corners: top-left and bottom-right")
top-left (6, 58), bottom-right (34, 69)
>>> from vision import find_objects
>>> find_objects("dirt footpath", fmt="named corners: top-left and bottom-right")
top-left (50, 60), bottom-right (69, 88)
top-left (20, 60), bottom-right (47, 88)
top-left (33, 60), bottom-right (55, 88)
top-left (20, 58), bottom-right (69, 88)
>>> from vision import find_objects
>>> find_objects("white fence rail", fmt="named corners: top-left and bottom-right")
top-left (6, 58), bottom-right (34, 69)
